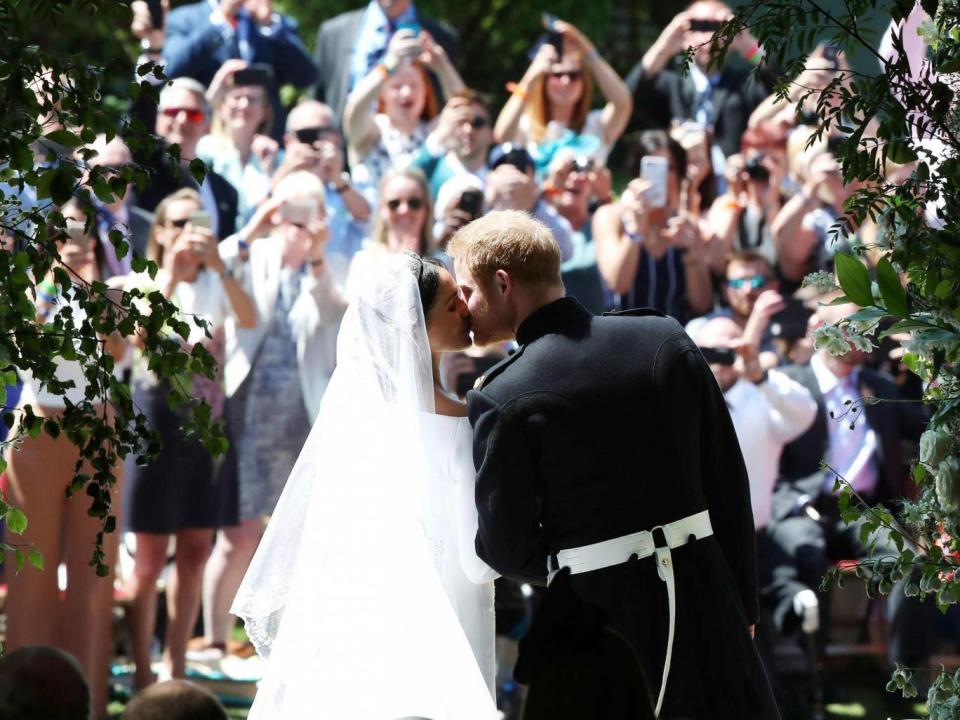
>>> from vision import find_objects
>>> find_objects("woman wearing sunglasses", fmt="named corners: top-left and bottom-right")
top-left (120, 188), bottom-right (256, 690)
top-left (494, 19), bottom-right (632, 167)
top-left (344, 29), bottom-right (464, 205)
top-left (346, 168), bottom-right (434, 298)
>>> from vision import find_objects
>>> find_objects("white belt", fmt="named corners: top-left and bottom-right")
top-left (547, 510), bottom-right (713, 717)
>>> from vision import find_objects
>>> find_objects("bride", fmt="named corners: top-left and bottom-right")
top-left (232, 253), bottom-right (499, 719)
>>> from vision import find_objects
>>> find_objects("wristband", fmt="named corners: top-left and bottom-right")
top-left (506, 82), bottom-right (528, 101)
top-left (745, 45), bottom-right (763, 65)
top-left (625, 228), bottom-right (643, 245)
top-left (585, 47), bottom-right (601, 62)
top-left (375, 64), bottom-right (390, 81)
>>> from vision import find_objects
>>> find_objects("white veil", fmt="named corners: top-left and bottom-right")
top-left (232, 255), bottom-right (497, 719)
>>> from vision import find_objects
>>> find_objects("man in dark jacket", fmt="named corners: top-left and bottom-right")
top-left (449, 210), bottom-right (779, 720)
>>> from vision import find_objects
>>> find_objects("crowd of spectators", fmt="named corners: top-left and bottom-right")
top-left (2, 0), bottom-right (955, 718)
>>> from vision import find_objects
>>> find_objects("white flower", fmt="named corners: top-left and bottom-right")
top-left (813, 323), bottom-right (850, 356)
top-left (920, 426), bottom-right (954, 468)
top-left (846, 330), bottom-right (876, 353)
top-left (802, 271), bottom-right (838, 293)
top-left (935, 457), bottom-right (960, 513)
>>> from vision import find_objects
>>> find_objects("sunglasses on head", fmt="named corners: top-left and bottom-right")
top-left (294, 126), bottom-right (338, 145)
top-left (386, 197), bottom-right (424, 211)
top-left (726, 274), bottom-right (768, 291)
top-left (550, 70), bottom-right (583, 81)
top-left (160, 107), bottom-right (205, 123)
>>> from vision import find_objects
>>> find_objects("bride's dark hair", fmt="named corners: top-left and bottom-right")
top-left (403, 252), bottom-right (446, 315)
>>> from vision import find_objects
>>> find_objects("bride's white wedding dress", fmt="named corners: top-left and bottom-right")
top-left (232, 257), bottom-right (498, 719)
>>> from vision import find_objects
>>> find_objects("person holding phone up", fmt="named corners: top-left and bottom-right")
top-left (593, 130), bottom-right (712, 325)
top-left (494, 17), bottom-right (632, 167)
top-left (344, 27), bottom-right (465, 206)
top-left (119, 187), bottom-right (256, 690)
top-left (627, 0), bottom-right (768, 159)
top-left (195, 171), bottom-right (349, 662)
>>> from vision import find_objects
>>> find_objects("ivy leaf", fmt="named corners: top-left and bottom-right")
top-left (834, 252), bottom-right (873, 307)
top-left (6, 506), bottom-right (28, 534)
top-left (188, 158), bottom-right (207, 185)
top-left (45, 128), bottom-right (83, 149)
top-left (28, 547), bottom-right (44, 571)
top-left (9, 139), bottom-right (34, 171)
top-left (876, 258), bottom-right (908, 318)
top-left (50, 167), bottom-right (77, 205)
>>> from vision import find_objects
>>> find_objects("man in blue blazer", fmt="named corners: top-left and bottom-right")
top-left (163, 0), bottom-right (317, 140)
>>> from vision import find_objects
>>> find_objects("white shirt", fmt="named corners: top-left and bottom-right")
top-left (725, 370), bottom-right (818, 529)
top-left (810, 353), bottom-right (878, 496)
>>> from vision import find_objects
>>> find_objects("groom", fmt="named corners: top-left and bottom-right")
top-left (449, 210), bottom-right (780, 719)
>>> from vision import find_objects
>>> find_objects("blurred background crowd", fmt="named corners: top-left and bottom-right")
top-left (1, 0), bottom-right (958, 719)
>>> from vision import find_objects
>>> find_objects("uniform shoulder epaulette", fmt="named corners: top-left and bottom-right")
top-left (601, 307), bottom-right (667, 318)
top-left (472, 346), bottom-right (525, 392)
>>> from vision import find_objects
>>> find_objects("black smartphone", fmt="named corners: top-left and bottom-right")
top-left (234, 64), bottom-right (274, 88)
top-left (147, 0), bottom-right (164, 29)
top-left (545, 29), bottom-right (564, 56)
top-left (456, 356), bottom-right (501, 398)
top-left (769, 298), bottom-right (814, 340)
top-left (457, 189), bottom-right (484, 219)
top-left (689, 19), bottom-right (722, 33)
top-left (822, 45), bottom-right (840, 70)
top-left (699, 346), bottom-right (736, 366)
top-left (744, 154), bottom-right (770, 182)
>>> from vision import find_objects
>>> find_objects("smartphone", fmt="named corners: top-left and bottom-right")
top-left (640, 155), bottom-right (669, 209)
top-left (233, 64), bottom-right (274, 88)
top-left (689, 19), bottom-right (722, 32)
top-left (822, 45), bottom-right (840, 70)
top-left (395, 20), bottom-right (422, 36)
top-left (146, 0), bottom-right (164, 29)
top-left (188, 210), bottom-right (212, 229)
top-left (699, 346), bottom-right (736, 366)
top-left (280, 199), bottom-right (315, 226)
top-left (456, 356), bottom-right (501, 398)
top-left (65, 220), bottom-right (87, 242)
top-left (769, 298), bottom-right (815, 340)
top-left (457, 189), bottom-right (484, 219)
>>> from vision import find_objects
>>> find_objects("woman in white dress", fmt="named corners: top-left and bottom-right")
top-left (233, 253), bottom-right (498, 719)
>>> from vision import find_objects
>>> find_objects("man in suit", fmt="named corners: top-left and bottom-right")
top-left (311, 0), bottom-right (458, 124)
top-left (162, 0), bottom-right (317, 140)
top-left (626, 0), bottom-right (769, 158)
top-left (449, 210), bottom-right (779, 719)
top-left (131, 78), bottom-right (239, 242)
top-left (768, 299), bottom-right (927, 662)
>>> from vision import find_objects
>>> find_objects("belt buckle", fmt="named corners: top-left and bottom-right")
top-left (651, 524), bottom-right (669, 549)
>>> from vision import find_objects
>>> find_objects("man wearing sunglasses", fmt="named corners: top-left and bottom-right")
top-left (131, 78), bottom-right (240, 241)
top-left (412, 92), bottom-right (494, 198)
top-left (272, 99), bottom-right (370, 267)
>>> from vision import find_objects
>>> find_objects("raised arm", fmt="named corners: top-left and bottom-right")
top-left (557, 21), bottom-right (632, 146)
top-left (493, 43), bottom-right (557, 145)
top-left (593, 180), bottom-right (650, 295)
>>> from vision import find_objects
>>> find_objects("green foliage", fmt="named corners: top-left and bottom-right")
top-left (718, 0), bottom-right (960, 714)
top-left (0, 1), bottom-right (226, 576)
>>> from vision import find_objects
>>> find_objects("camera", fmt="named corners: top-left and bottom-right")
top-left (744, 154), bottom-right (770, 182)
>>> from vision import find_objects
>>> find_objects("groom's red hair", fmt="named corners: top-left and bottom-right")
top-left (447, 210), bottom-right (563, 289)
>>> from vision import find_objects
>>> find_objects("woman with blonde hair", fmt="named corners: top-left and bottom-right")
top-left (346, 167), bottom-right (434, 298)
top-left (494, 20), bottom-right (632, 167)
top-left (344, 29), bottom-right (464, 204)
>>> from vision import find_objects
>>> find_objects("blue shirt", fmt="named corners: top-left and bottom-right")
top-left (348, 1), bottom-right (419, 94)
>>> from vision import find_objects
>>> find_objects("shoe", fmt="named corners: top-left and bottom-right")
top-left (793, 589), bottom-right (820, 634)
top-left (185, 642), bottom-right (226, 664)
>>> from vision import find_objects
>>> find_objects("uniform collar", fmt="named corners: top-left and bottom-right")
top-left (516, 297), bottom-right (591, 346)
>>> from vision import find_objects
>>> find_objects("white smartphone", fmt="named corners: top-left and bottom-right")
top-left (188, 210), bottom-right (212, 229)
top-left (641, 155), bottom-right (669, 209)
top-left (280, 198), bottom-right (316, 226)
top-left (65, 220), bottom-right (87, 241)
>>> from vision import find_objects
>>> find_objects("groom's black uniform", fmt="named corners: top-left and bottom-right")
top-left (468, 297), bottom-right (780, 720)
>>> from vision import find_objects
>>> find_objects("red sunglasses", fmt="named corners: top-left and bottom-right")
top-left (160, 107), bottom-right (205, 123)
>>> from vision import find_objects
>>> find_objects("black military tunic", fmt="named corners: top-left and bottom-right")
top-left (467, 297), bottom-right (779, 720)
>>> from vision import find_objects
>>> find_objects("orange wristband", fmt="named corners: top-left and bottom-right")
top-left (506, 82), bottom-right (528, 101)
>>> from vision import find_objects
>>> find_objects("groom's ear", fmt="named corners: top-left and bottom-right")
top-left (494, 269), bottom-right (512, 298)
